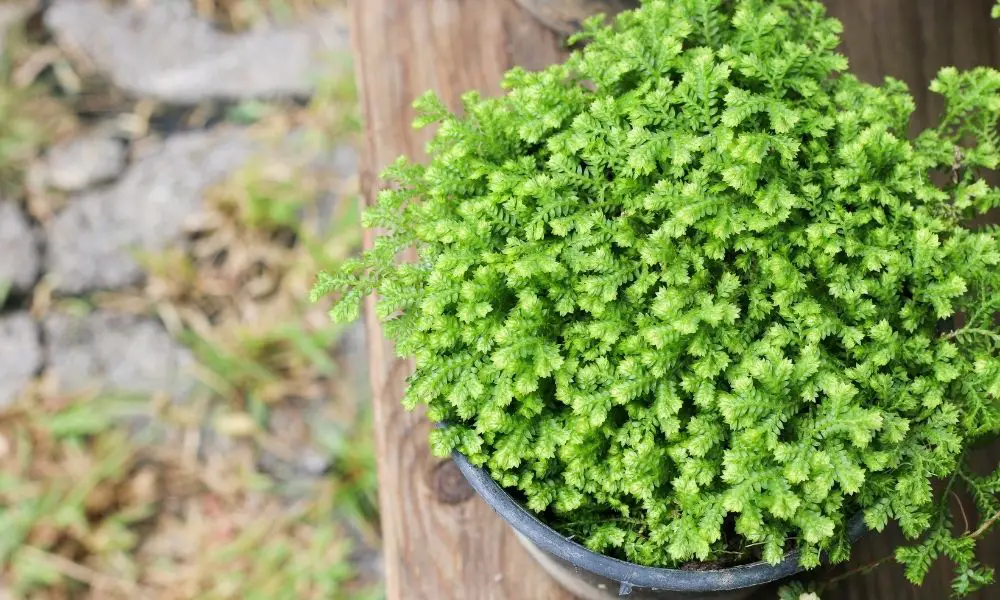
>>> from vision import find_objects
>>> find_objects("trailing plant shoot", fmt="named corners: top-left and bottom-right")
top-left (314, 0), bottom-right (1000, 594)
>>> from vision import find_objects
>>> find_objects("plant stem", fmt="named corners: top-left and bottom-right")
top-left (822, 554), bottom-right (895, 590)
top-left (970, 508), bottom-right (1000, 539)
top-left (953, 490), bottom-right (971, 534)
top-left (826, 472), bottom-right (970, 590)
top-left (944, 327), bottom-right (1000, 344)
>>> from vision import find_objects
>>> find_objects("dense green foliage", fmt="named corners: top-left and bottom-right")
top-left (313, 0), bottom-right (1000, 585)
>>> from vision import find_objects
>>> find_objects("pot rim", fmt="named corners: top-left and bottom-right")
top-left (453, 451), bottom-right (867, 593)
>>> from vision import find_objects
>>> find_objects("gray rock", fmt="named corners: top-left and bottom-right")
top-left (338, 320), bottom-right (369, 402)
top-left (256, 397), bottom-right (344, 480)
top-left (329, 144), bottom-right (358, 178)
top-left (0, 312), bottom-right (41, 408)
top-left (42, 133), bottom-right (126, 192)
top-left (46, 128), bottom-right (254, 293)
top-left (45, 0), bottom-right (350, 104)
top-left (0, 200), bottom-right (40, 293)
top-left (310, 142), bottom-right (359, 234)
top-left (43, 310), bottom-right (195, 400)
top-left (257, 406), bottom-right (333, 481)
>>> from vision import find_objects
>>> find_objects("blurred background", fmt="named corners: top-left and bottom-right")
top-left (0, 0), bottom-right (381, 598)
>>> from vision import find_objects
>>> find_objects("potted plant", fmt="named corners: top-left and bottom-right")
top-left (313, 0), bottom-right (1000, 597)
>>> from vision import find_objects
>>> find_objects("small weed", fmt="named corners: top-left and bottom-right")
top-left (0, 393), bottom-right (157, 598)
top-left (0, 4), bottom-right (77, 192)
top-left (0, 391), bottom-right (378, 599)
top-left (134, 476), bottom-right (378, 600)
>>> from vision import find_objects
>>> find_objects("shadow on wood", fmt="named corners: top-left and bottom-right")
top-left (349, 1), bottom-right (574, 598)
top-left (514, 0), bottom-right (639, 35)
top-left (811, 2), bottom-right (1000, 599)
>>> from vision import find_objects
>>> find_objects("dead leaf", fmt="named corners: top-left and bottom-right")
top-left (213, 413), bottom-right (258, 438)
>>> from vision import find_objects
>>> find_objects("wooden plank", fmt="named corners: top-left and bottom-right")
top-left (830, 0), bottom-right (1000, 133)
top-left (514, 0), bottom-right (639, 35)
top-left (348, 1), bottom-right (574, 599)
top-left (822, 1), bottom-right (1000, 598)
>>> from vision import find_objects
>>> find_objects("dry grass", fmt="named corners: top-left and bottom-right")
top-left (86, 79), bottom-right (379, 600)
top-left (191, 0), bottom-right (344, 32)
top-left (0, 1), bottom-right (78, 194)
top-left (1, 3), bottom-right (380, 599)
top-left (0, 390), bottom-right (378, 600)
top-left (0, 393), bottom-right (156, 599)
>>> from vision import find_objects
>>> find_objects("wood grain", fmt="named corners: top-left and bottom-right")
top-left (829, 0), bottom-right (1000, 133)
top-left (350, 0), bottom-right (1000, 598)
top-left (821, 1), bottom-right (1000, 598)
top-left (514, 0), bottom-right (639, 35)
top-left (349, 1), bottom-right (573, 599)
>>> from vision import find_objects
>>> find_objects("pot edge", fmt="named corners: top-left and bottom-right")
top-left (452, 451), bottom-right (867, 593)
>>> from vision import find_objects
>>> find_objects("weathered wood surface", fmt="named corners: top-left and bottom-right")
top-left (349, 1), bottom-right (574, 599)
top-left (831, 0), bottom-right (1000, 134)
top-left (350, 0), bottom-right (1000, 598)
top-left (821, 1), bottom-right (1000, 598)
top-left (514, 0), bottom-right (638, 35)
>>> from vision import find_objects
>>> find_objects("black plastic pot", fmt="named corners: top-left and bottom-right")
top-left (453, 452), bottom-right (867, 600)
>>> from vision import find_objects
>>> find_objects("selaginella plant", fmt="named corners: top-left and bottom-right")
top-left (313, 0), bottom-right (1000, 593)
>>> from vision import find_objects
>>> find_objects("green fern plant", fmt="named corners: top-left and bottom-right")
top-left (313, 0), bottom-right (1000, 593)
